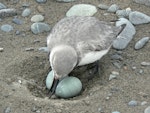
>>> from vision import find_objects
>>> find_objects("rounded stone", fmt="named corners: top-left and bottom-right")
top-left (107, 4), bottom-right (119, 13)
top-left (98, 4), bottom-right (109, 10)
top-left (31, 14), bottom-right (44, 22)
top-left (128, 100), bottom-right (138, 106)
top-left (144, 106), bottom-right (150, 113)
top-left (55, 77), bottom-right (82, 98)
top-left (1, 24), bottom-right (13, 32)
top-left (36, 0), bottom-right (47, 3)
top-left (22, 8), bottom-right (31, 17)
top-left (12, 17), bottom-right (23, 25)
top-left (135, 37), bottom-right (150, 50)
top-left (0, 3), bottom-right (7, 9)
top-left (31, 22), bottom-right (51, 34)
top-left (66, 4), bottom-right (97, 17)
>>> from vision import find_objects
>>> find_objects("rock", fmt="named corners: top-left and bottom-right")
top-left (4, 107), bottom-right (11, 113)
top-left (113, 18), bottom-right (136, 50)
top-left (22, 8), bottom-right (31, 17)
top-left (141, 101), bottom-right (147, 106)
top-left (36, 6), bottom-right (44, 13)
top-left (98, 4), bottom-right (109, 10)
top-left (25, 47), bottom-right (34, 51)
top-left (129, 11), bottom-right (150, 25)
top-left (134, 0), bottom-right (150, 6)
top-left (31, 22), bottom-right (51, 34)
top-left (0, 8), bottom-right (18, 18)
top-left (144, 106), bottom-right (150, 113)
top-left (22, 3), bottom-right (30, 7)
top-left (109, 71), bottom-right (119, 81)
top-left (128, 100), bottom-right (138, 106)
top-left (111, 54), bottom-right (123, 60)
top-left (36, 0), bottom-right (47, 3)
top-left (116, 8), bottom-right (132, 18)
top-left (0, 3), bottom-right (7, 9)
top-left (107, 4), bottom-right (119, 13)
top-left (38, 47), bottom-right (49, 52)
top-left (31, 14), bottom-right (44, 22)
top-left (12, 17), bottom-right (23, 25)
top-left (66, 4), bottom-right (97, 17)
top-left (141, 62), bottom-right (150, 66)
top-left (1, 24), bottom-right (13, 32)
top-left (0, 47), bottom-right (4, 52)
top-left (135, 37), bottom-right (149, 50)
top-left (112, 111), bottom-right (120, 113)
top-left (56, 0), bottom-right (76, 2)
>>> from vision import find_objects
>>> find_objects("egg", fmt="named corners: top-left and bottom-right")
top-left (46, 70), bottom-right (54, 89)
top-left (55, 76), bottom-right (82, 98)
top-left (46, 70), bottom-right (82, 98)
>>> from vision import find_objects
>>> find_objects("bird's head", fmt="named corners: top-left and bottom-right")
top-left (50, 45), bottom-right (78, 80)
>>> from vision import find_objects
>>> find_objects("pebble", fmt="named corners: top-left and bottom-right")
top-left (4, 107), bottom-right (11, 113)
top-left (134, 37), bottom-right (150, 50)
top-left (141, 101), bottom-right (147, 106)
top-left (111, 54), bottom-right (123, 60)
top-left (15, 30), bottom-right (21, 35)
top-left (1, 24), bottom-right (13, 32)
top-left (98, 4), bottom-right (109, 10)
top-left (0, 3), bottom-right (7, 9)
top-left (36, 0), bottom-right (47, 3)
top-left (134, 0), bottom-right (150, 6)
top-left (12, 17), bottom-right (23, 25)
top-left (56, 0), bottom-right (76, 2)
top-left (66, 4), bottom-right (97, 17)
top-left (141, 62), bottom-right (150, 66)
top-left (22, 3), bottom-right (30, 7)
top-left (0, 47), bottom-right (4, 52)
top-left (112, 111), bottom-right (120, 113)
top-left (109, 74), bottom-right (117, 81)
top-left (128, 100), bottom-right (138, 106)
top-left (107, 4), bottom-right (119, 13)
top-left (116, 8), bottom-right (132, 18)
top-left (144, 106), bottom-right (150, 113)
top-left (113, 18), bottom-right (136, 50)
top-left (139, 69), bottom-right (144, 74)
top-left (31, 22), bottom-right (51, 34)
top-left (31, 14), bottom-right (44, 22)
top-left (129, 11), bottom-right (150, 25)
top-left (37, 6), bottom-right (44, 13)
top-left (0, 8), bottom-right (18, 18)
top-left (25, 47), bottom-right (34, 51)
top-left (38, 47), bottom-right (49, 52)
top-left (22, 8), bottom-right (31, 17)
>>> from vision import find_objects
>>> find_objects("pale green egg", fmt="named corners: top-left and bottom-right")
top-left (46, 70), bottom-right (54, 89)
top-left (55, 77), bottom-right (82, 98)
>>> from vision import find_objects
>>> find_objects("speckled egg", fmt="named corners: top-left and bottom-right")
top-left (55, 76), bottom-right (82, 98)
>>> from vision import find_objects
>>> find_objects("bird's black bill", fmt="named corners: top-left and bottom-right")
top-left (48, 79), bottom-right (59, 98)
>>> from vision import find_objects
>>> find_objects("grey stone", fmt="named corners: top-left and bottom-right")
top-left (109, 74), bottom-right (117, 81)
top-left (113, 18), bottom-right (136, 50)
top-left (22, 8), bottom-right (31, 17)
top-left (134, 0), bottom-right (150, 6)
top-left (144, 106), bottom-right (150, 113)
top-left (128, 100), bottom-right (138, 106)
top-left (1, 24), bottom-right (13, 32)
top-left (0, 47), bottom-right (4, 52)
top-left (38, 47), bottom-right (49, 52)
top-left (56, 0), bottom-right (76, 2)
top-left (98, 4), bottom-right (109, 10)
top-left (66, 4), bottom-right (97, 17)
top-left (31, 14), bottom-right (44, 22)
top-left (129, 11), bottom-right (150, 25)
top-left (36, 0), bottom-right (47, 3)
top-left (4, 107), bottom-right (11, 113)
top-left (135, 37), bottom-right (149, 50)
top-left (0, 3), bottom-right (7, 9)
top-left (31, 22), bottom-right (51, 34)
top-left (141, 101), bottom-right (147, 106)
top-left (116, 8), bottom-right (132, 18)
top-left (107, 4), bottom-right (119, 13)
top-left (141, 62), bottom-right (150, 66)
top-left (111, 54), bottom-right (123, 60)
top-left (12, 17), bottom-right (23, 25)
top-left (112, 111), bottom-right (120, 113)
top-left (22, 3), bottom-right (30, 7)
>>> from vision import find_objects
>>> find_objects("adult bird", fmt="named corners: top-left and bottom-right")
top-left (47, 16), bottom-right (124, 94)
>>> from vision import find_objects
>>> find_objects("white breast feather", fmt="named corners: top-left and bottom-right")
top-left (78, 49), bottom-right (109, 66)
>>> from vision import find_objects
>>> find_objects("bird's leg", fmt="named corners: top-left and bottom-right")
top-left (48, 79), bottom-right (59, 98)
top-left (86, 61), bottom-right (99, 80)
